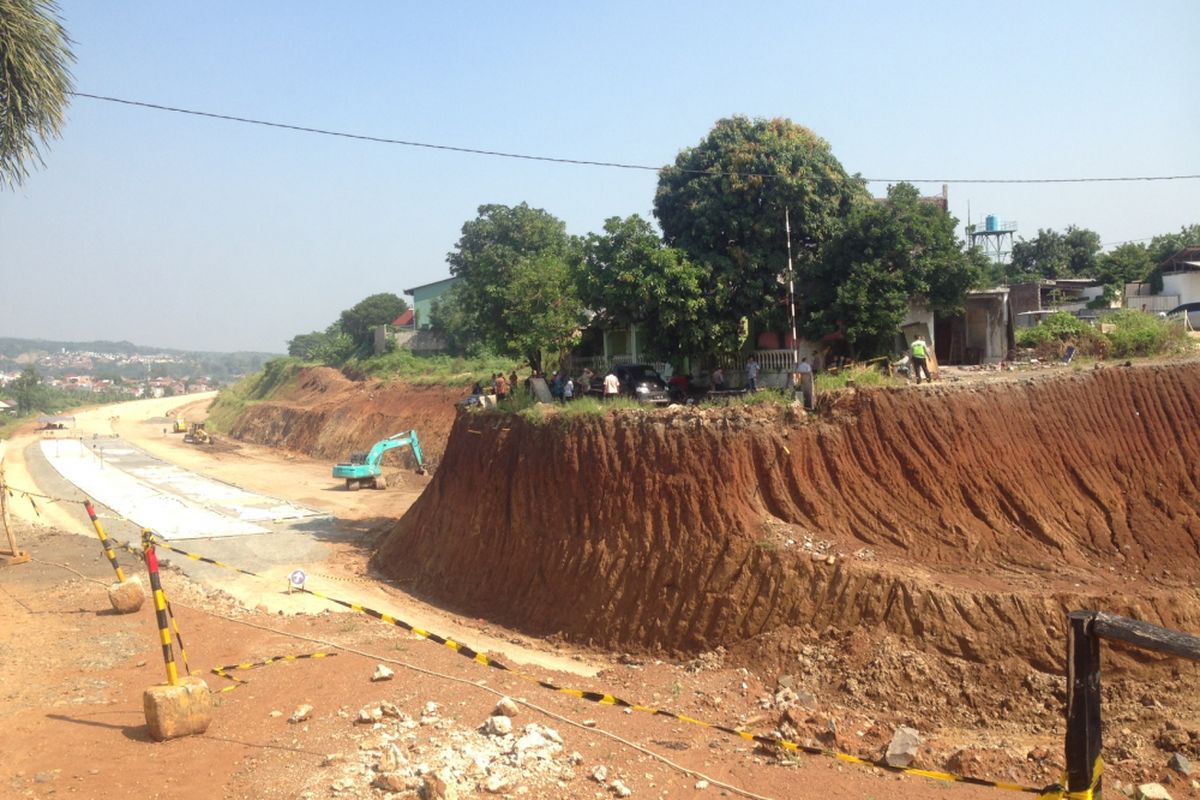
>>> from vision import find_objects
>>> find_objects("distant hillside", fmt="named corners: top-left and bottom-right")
top-left (0, 336), bottom-right (281, 381)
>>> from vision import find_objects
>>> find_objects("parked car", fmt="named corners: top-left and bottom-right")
top-left (588, 364), bottom-right (672, 405)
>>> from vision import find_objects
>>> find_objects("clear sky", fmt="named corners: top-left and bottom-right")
top-left (1, 1), bottom-right (1197, 353)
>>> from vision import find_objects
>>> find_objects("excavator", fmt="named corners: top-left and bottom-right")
top-left (332, 430), bottom-right (426, 491)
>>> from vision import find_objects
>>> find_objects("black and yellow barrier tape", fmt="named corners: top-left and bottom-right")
top-left (211, 652), bottom-right (337, 693)
top-left (139, 533), bottom-right (1082, 797)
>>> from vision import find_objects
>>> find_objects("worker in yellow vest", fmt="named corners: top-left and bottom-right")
top-left (910, 335), bottom-right (932, 385)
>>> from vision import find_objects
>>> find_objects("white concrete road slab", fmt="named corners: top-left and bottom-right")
top-left (40, 437), bottom-right (324, 540)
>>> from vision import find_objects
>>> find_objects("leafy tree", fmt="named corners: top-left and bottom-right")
top-left (10, 364), bottom-right (44, 412)
top-left (1009, 226), bottom-right (1101, 281)
top-left (338, 292), bottom-right (408, 352)
top-left (310, 323), bottom-right (355, 364)
top-left (1095, 242), bottom-right (1155, 291)
top-left (428, 284), bottom-right (483, 356)
top-left (0, 0), bottom-right (74, 188)
top-left (653, 116), bottom-right (867, 338)
top-left (287, 330), bottom-right (328, 359)
top-left (501, 254), bottom-right (586, 371)
top-left (446, 203), bottom-right (583, 371)
top-left (801, 183), bottom-right (983, 356)
top-left (580, 215), bottom-right (723, 359)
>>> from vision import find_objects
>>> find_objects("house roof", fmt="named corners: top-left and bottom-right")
top-left (1160, 246), bottom-right (1200, 273)
top-left (392, 309), bottom-right (415, 327)
top-left (403, 276), bottom-right (459, 295)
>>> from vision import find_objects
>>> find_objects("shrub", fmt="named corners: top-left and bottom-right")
top-left (1103, 309), bottom-right (1185, 358)
top-left (1015, 312), bottom-right (1109, 359)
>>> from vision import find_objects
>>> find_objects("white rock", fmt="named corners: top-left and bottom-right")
top-left (484, 774), bottom-right (509, 793)
top-left (484, 715), bottom-right (513, 736)
top-left (269, 710), bottom-right (282, 718)
top-left (424, 700), bottom-right (439, 716)
top-left (1137, 784), bottom-right (1172, 800)
top-left (515, 729), bottom-right (548, 752)
top-left (289, 704), bottom-right (313, 723)
top-left (695, 780), bottom-right (709, 790)
top-left (380, 701), bottom-right (404, 718)
top-left (569, 751), bottom-right (584, 765)
top-left (494, 696), bottom-right (520, 717)
top-left (357, 705), bottom-right (382, 724)
top-left (885, 725), bottom-right (921, 767)
top-left (611, 778), bottom-right (633, 797)
top-left (591, 765), bottom-right (608, 783)
top-left (371, 664), bottom-right (395, 682)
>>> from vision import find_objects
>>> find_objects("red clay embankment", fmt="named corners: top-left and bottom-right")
top-left (373, 364), bottom-right (1200, 669)
top-left (225, 367), bottom-right (464, 463)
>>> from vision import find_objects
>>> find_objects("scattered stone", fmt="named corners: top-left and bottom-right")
top-left (107, 576), bottom-right (145, 614)
top-left (884, 725), bottom-right (921, 768)
top-left (695, 779), bottom-right (710, 790)
top-left (423, 773), bottom-right (458, 800)
top-left (372, 772), bottom-right (407, 792)
top-left (484, 774), bottom-right (509, 793)
top-left (610, 778), bottom-right (633, 797)
top-left (494, 697), bottom-right (520, 718)
top-left (582, 719), bottom-right (597, 728)
top-left (483, 715), bottom-right (513, 736)
top-left (371, 664), bottom-right (395, 682)
top-left (591, 765), bottom-right (608, 783)
top-left (378, 744), bottom-right (403, 773)
top-left (357, 705), bottom-right (382, 724)
top-left (269, 710), bottom-right (282, 718)
top-left (570, 752), bottom-right (584, 765)
top-left (289, 704), bottom-right (313, 724)
top-left (321, 753), bottom-right (342, 767)
top-left (380, 701), bottom-right (404, 718)
top-left (1136, 783), bottom-right (1172, 800)
top-left (1168, 753), bottom-right (1191, 776)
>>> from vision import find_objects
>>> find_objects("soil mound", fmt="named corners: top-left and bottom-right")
top-left (374, 364), bottom-right (1200, 671)
top-left (226, 367), bottom-right (464, 464)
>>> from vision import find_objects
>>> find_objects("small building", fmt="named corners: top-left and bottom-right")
top-left (1009, 278), bottom-right (1112, 327)
top-left (403, 277), bottom-right (460, 331)
top-left (935, 288), bottom-right (1015, 365)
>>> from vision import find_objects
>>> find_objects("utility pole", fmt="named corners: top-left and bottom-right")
top-left (784, 209), bottom-right (801, 403)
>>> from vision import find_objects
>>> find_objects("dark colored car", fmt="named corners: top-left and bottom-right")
top-left (590, 364), bottom-right (672, 405)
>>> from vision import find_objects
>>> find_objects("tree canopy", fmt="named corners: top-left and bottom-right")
top-left (338, 292), bottom-right (408, 352)
top-left (653, 116), bottom-right (867, 338)
top-left (0, 0), bottom-right (74, 188)
top-left (1009, 225), bottom-right (1101, 281)
top-left (10, 364), bottom-right (44, 412)
top-left (580, 215), bottom-right (723, 359)
top-left (801, 183), bottom-right (985, 356)
top-left (446, 203), bottom-right (584, 371)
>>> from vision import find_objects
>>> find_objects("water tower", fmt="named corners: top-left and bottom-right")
top-left (966, 213), bottom-right (1017, 264)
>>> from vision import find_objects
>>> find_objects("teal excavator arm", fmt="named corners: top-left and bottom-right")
top-left (332, 429), bottom-right (426, 490)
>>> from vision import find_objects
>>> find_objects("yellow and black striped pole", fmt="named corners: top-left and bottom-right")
top-left (84, 499), bottom-right (126, 583)
top-left (142, 531), bottom-right (178, 686)
top-left (165, 600), bottom-right (191, 676)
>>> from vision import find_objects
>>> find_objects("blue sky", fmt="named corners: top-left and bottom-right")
top-left (1, 1), bottom-right (1197, 353)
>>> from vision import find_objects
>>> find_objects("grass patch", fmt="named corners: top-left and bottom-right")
top-left (1103, 309), bottom-right (1187, 358)
top-left (815, 365), bottom-right (905, 392)
top-left (353, 351), bottom-right (518, 387)
top-left (206, 357), bottom-right (305, 433)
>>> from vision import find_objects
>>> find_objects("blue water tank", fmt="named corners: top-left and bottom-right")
top-left (986, 215), bottom-right (999, 232)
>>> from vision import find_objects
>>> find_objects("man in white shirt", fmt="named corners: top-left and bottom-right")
top-left (603, 369), bottom-right (619, 401)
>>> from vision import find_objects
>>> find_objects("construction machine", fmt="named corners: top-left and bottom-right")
top-left (332, 430), bottom-right (426, 491)
top-left (183, 422), bottom-right (213, 445)
top-left (172, 417), bottom-right (188, 433)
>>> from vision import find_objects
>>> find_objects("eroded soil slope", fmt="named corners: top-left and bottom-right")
top-left (226, 367), bottom-right (464, 465)
top-left (374, 364), bottom-right (1200, 672)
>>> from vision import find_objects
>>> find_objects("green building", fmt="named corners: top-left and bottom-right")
top-left (404, 277), bottom-right (460, 330)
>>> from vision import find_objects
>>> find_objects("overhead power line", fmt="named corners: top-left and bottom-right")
top-left (70, 91), bottom-right (1200, 186)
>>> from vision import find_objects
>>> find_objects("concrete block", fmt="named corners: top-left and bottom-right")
top-left (107, 575), bottom-right (145, 614)
top-left (143, 677), bottom-right (213, 740)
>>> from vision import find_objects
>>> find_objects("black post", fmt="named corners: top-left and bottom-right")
top-left (1066, 611), bottom-right (1102, 798)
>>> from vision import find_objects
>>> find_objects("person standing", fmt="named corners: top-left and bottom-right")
top-left (910, 335), bottom-right (932, 385)
top-left (745, 355), bottom-right (760, 393)
top-left (796, 357), bottom-right (813, 409)
top-left (494, 371), bottom-right (509, 401)
top-left (563, 376), bottom-right (574, 402)
top-left (603, 368), bottom-right (619, 401)
top-left (711, 367), bottom-right (725, 391)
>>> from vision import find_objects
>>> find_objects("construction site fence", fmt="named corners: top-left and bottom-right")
top-left (1065, 611), bottom-right (1200, 798)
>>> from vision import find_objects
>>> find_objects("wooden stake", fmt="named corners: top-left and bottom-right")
top-left (0, 443), bottom-right (31, 565)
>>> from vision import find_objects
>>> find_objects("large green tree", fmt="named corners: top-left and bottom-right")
top-left (446, 203), bottom-right (584, 371)
top-left (10, 364), bottom-right (44, 412)
top-left (580, 215), bottom-right (723, 359)
top-left (801, 183), bottom-right (984, 356)
top-left (0, 0), bottom-right (74, 188)
top-left (653, 116), bottom-right (867, 338)
top-left (1009, 225), bottom-right (1101, 281)
top-left (1095, 242), bottom-right (1155, 291)
top-left (338, 292), bottom-right (408, 352)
